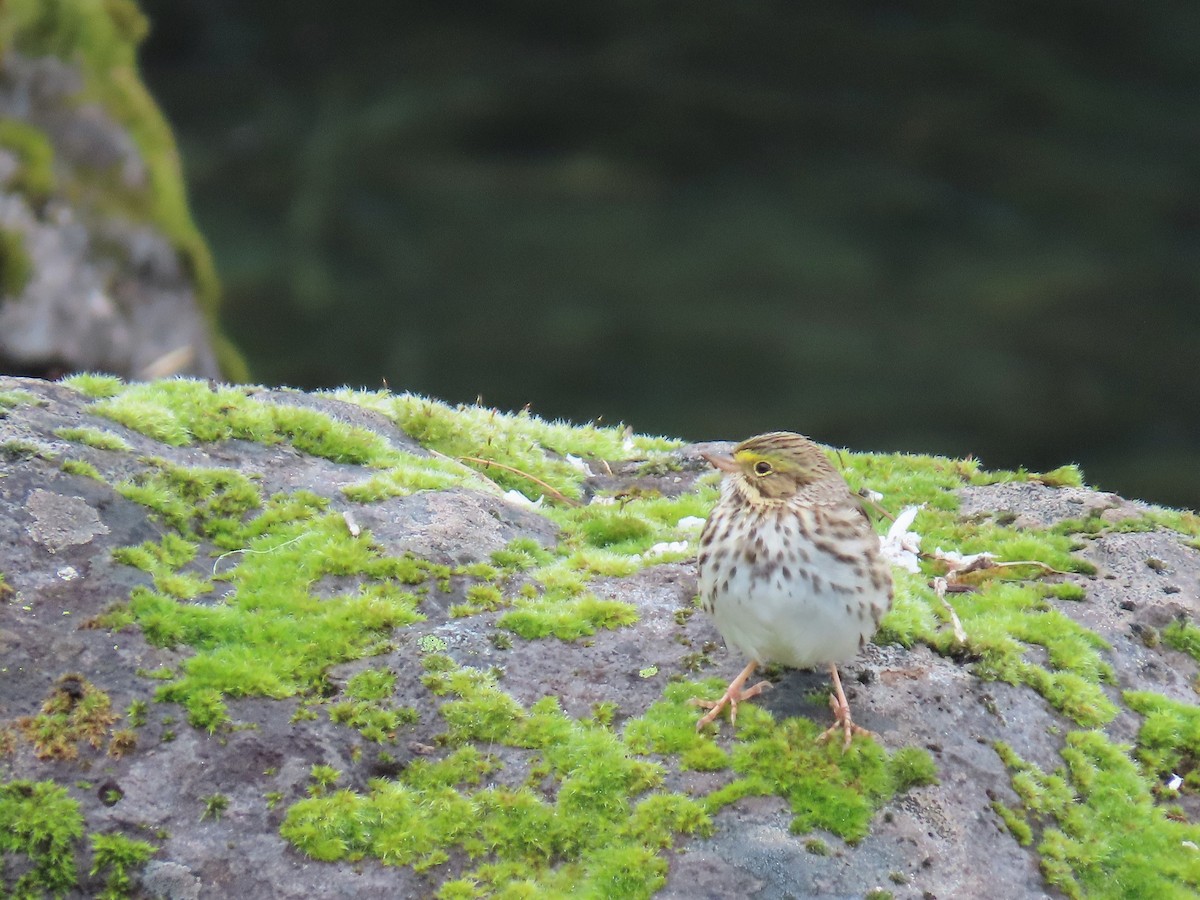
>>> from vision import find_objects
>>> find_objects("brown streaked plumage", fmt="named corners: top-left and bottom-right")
top-left (692, 431), bottom-right (893, 748)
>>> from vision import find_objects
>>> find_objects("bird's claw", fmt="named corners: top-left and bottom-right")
top-left (816, 690), bottom-right (875, 750)
top-left (691, 679), bottom-right (772, 731)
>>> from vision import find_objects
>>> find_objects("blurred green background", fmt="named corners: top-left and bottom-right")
top-left (137, 1), bottom-right (1200, 509)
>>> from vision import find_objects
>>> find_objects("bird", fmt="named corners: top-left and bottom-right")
top-left (691, 431), bottom-right (893, 748)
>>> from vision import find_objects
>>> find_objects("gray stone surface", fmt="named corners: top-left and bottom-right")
top-left (1, 376), bottom-right (1198, 898)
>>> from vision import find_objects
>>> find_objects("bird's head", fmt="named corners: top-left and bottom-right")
top-left (702, 431), bottom-right (837, 501)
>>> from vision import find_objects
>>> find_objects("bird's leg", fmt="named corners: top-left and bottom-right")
top-left (817, 663), bottom-right (874, 750)
top-left (691, 660), bottom-right (771, 731)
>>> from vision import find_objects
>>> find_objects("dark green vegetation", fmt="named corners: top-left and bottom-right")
top-left (138, 1), bottom-right (1200, 509)
top-left (0, 226), bottom-right (33, 298)
top-left (4, 375), bottom-right (1200, 896)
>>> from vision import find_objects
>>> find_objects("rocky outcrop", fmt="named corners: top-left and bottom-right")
top-left (0, 3), bottom-right (237, 381)
top-left (1, 375), bottom-right (1198, 898)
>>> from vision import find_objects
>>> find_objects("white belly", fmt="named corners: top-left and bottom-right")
top-left (699, 501), bottom-right (884, 668)
top-left (710, 567), bottom-right (871, 667)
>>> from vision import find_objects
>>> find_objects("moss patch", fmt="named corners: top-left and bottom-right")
top-left (0, 226), bottom-right (33, 298)
top-left (284, 656), bottom-right (934, 896)
top-left (329, 389), bottom-right (678, 504)
top-left (0, 119), bottom-right (56, 203)
top-left (1163, 618), bottom-right (1200, 665)
top-left (15, 675), bottom-right (120, 760)
top-left (325, 667), bottom-right (420, 743)
top-left (629, 681), bottom-right (936, 842)
top-left (1124, 691), bottom-right (1200, 792)
top-left (99, 455), bottom-right (440, 730)
top-left (0, 388), bottom-right (41, 411)
top-left (54, 425), bottom-right (133, 452)
top-left (994, 735), bottom-right (1200, 898)
top-left (0, 779), bottom-right (84, 897)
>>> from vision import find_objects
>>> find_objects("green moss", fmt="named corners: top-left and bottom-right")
top-left (341, 460), bottom-right (465, 501)
top-left (992, 800), bottom-right (1034, 845)
top-left (804, 837), bottom-right (831, 855)
top-left (491, 538), bottom-right (555, 571)
top-left (308, 765), bottom-right (342, 795)
top-left (995, 734), bottom-right (1200, 898)
top-left (200, 793), bottom-right (229, 822)
top-left (62, 373), bottom-right (125, 399)
top-left (54, 426), bottom-right (133, 452)
top-left (61, 458), bottom-right (104, 481)
top-left (448, 584), bottom-right (507, 619)
top-left (329, 700), bottom-right (419, 743)
top-left (125, 699), bottom-right (147, 728)
top-left (1124, 691), bottom-right (1200, 789)
top-left (0, 388), bottom-right (40, 410)
top-left (284, 663), bottom-right (713, 897)
top-left (345, 667), bottom-right (397, 701)
top-left (881, 575), bottom-right (1117, 726)
top-left (852, 458), bottom-right (1116, 727)
top-left (717, 710), bottom-right (933, 843)
top-left (115, 458), bottom-right (262, 545)
top-left (89, 832), bottom-right (156, 900)
top-left (579, 512), bottom-right (654, 551)
top-left (330, 389), bottom-right (678, 505)
top-left (88, 380), bottom-right (388, 463)
top-left (498, 594), bottom-right (639, 641)
top-left (0, 779), bottom-right (84, 897)
top-left (1045, 582), bottom-right (1086, 602)
top-left (324, 667), bottom-right (419, 742)
top-left (623, 680), bottom-right (935, 844)
top-left (1163, 619), bottom-right (1200, 665)
top-left (0, 119), bottom-right (56, 202)
top-left (100, 460), bottom-right (438, 728)
top-left (1035, 465), bottom-right (1086, 488)
top-left (1, 437), bottom-right (53, 461)
top-left (1144, 507), bottom-right (1200, 542)
top-left (0, 226), bottom-right (33, 297)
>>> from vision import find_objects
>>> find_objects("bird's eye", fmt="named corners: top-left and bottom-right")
top-left (753, 461), bottom-right (773, 476)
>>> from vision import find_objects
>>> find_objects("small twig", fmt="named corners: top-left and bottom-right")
top-left (458, 456), bottom-right (580, 507)
top-left (423, 447), bottom-right (504, 493)
top-left (857, 488), bottom-right (896, 523)
top-left (937, 556), bottom-right (1072, 586)
top-left (986, 559), bottom-right (1073, 577)
top-left (932, 576), bottom-right (968, 645)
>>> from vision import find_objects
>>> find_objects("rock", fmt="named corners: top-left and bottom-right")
top-left (0, 10), bottom-right (235, 380)
top-left (1, 375), bottom-right (1198, 898)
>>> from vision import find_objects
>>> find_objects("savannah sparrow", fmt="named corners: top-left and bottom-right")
top-left (692, 432), bottom-right (893, 748)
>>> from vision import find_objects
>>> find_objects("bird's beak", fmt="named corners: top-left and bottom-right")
top-left (701, 451), bottom-right (740, 474)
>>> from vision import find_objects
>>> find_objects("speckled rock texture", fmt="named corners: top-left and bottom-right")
top-left (1, 376), bottom-right (1198, 899)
